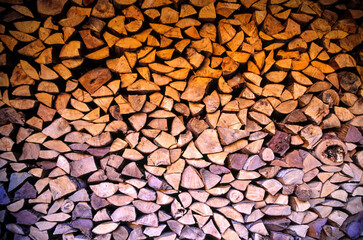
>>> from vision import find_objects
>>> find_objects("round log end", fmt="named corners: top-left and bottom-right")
top-left (315, 134), bottom-right (347, 166)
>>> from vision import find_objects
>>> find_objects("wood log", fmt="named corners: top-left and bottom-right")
top-left (315, 135), bottom-right (347, 166)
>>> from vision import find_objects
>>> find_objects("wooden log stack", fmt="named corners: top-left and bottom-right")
top-left (0, 0), bottom-right (362, 239)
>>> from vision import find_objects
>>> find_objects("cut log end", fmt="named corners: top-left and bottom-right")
top-left (315, 135), bottom-right (348, 166)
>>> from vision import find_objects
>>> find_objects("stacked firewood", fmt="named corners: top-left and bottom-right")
top-left (0, 0), bottom-right (362, 239)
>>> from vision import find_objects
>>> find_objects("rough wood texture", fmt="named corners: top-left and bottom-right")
top-left (0, 0), bottom-right (362, 239)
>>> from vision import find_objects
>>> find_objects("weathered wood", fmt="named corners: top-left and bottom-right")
top-left (267, 131), bottom-right (291, 156)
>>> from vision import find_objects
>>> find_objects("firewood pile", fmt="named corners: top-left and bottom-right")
top-left (0, 0), bottom-right (362, 238)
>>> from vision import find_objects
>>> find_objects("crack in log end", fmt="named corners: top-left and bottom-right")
top-left (324, 145), bottom-right (345, 163)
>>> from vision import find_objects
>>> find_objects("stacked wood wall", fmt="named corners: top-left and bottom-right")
top-left (0, 0), bottom-right (362, 239)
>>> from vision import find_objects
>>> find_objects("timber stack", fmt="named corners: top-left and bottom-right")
top-left (0, 0), bottom-right (362, 239)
